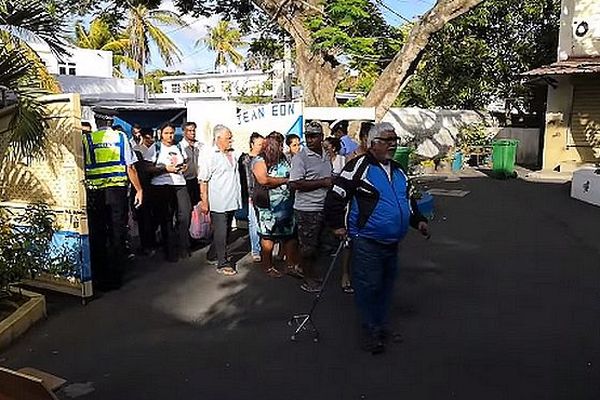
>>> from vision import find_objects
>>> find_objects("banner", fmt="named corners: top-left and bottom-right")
top-left (236, 101), bottom-right (304, 139)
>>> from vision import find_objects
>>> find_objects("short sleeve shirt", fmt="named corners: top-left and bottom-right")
top-left (144, 143), bottom-right (188, 186)
top-left (289, 147), bottom-right (332, 211)
top-left (197, 147), bottom-right (242, 213)
top-left (340, 135), bottom-right (359, 157)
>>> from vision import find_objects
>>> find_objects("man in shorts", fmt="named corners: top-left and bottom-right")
top-left (289, 121), bottom-right (333, 292)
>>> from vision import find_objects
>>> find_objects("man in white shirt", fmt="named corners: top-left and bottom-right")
top-left (198, 124), bottom-right (242, 276)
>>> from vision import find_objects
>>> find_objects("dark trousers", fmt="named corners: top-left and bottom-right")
top-left (351, 237), bottom-right (399, 333)
top-left (152, 185), bottom-right (192, 261)
top-left (86, 186), bottom-right (128, 287)
top-left (185, 178), bottom-right (201, 207)
top-left (207, 211), bottom-right (235, 268)
top-left (131, 185), bottom-right (157, 251)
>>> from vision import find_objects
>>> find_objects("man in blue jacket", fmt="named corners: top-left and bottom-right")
top-left (325, 122), bottom-right (429, 354)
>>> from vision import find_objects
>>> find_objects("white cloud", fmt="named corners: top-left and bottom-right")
top-left (147, 0), bottom-right (221, 73)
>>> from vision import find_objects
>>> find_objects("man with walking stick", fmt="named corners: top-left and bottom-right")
top-left (324, 122), bottom-right (430, 354)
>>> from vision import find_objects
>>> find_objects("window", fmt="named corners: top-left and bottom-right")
top-left (58, 62), bottom-right (76, 75)
top-left (171, 83), bottom-right (181, 93)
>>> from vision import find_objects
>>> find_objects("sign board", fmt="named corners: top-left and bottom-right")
top-left (235, 101), bottom-right (304, 139)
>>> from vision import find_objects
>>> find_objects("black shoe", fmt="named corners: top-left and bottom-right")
top-left (379, 329), bottom-right (403, 344)
top-left (360, 330), bottom-right (386, 355)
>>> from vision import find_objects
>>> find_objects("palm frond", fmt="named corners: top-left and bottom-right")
top-left (148, 10), bottom-right (186, 28)
top-left (0, 43), bottom-right (50, 161)
top-left (146, 23), bottom-right (182, 66)
top-left (0, 0), bottom-right (69, 57)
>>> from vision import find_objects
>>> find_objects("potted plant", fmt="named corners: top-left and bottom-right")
top-left (0, 204), bottom-right (77, 349)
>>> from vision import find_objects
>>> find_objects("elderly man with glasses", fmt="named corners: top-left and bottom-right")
top-left (325, 122), bottom-right (430, 354)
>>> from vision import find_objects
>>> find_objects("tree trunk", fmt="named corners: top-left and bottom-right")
top-left (253, 0), bottom-right (344, 107)
top-left (363, 0), bottom-right (486, 121)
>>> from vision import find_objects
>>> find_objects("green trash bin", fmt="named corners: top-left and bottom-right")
top-left (393, 147), bottom-right (411, 172)
top-left (492, 139), bottom-right (518, 178)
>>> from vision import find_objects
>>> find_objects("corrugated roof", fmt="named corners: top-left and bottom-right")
top-left (522, 58), bottom-right (600, 76)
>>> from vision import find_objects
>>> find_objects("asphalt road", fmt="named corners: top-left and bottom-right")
top-left (2, 176), bottom-right (600, 399)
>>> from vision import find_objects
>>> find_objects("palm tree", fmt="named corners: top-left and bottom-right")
top-left (0, 0), bottom-right (67, 161)
top-left (74, 18), bottom-right (141, 78)
top-left (203, 20), bottom-right (245, 70)
top-left (124, 4), bottom-right (186, 79)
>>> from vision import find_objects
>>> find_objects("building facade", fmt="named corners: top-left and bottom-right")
top-left (525, 0), bottom-right (600, 171)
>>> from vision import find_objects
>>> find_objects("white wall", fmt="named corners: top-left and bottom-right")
top-left (382, 108), bottom-right (489, 158)
top-left (28, 42), bottom-right (112, 78)
top-left (494, 128), bottom-right (541, 166)
top-left (558, 0), bottom-right (600, 60)
top-left (58, 76), bottom-right (136, 102)
top-left (162, 71), bottom-right (271, 98)
top-left (186, 100), bottom-right (238, 145)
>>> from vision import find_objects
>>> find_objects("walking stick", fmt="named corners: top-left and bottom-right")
top-left (288, 240), bottom-right (346, 342)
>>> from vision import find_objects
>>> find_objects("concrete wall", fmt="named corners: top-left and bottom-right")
top-left (57, 76), bottom-right (136, 103)
top-left (382, 108), bottom-right (489, 158)
top-left (29, 42), bottom-right (112, 78)
top-left (494, 128), bottom-right (541, 166)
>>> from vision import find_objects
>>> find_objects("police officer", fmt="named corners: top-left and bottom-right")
top-left (83, 114), bottom-right (143, 291)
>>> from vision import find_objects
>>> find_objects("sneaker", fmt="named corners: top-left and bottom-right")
top-left (206, 258), bottom-right (218, 266)
top-left (252, 254), bottom-right (262, 263)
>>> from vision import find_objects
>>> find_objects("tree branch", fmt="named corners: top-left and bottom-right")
top-left (363, 0), bottom-right (486, 121)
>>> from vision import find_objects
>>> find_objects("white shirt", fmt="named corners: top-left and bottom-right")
top-left (144, 142), bottom-right (187, 186)
top-left (379, 162), bottom-right (392, 180)
top-left (332, 154), bottom-right (346, 175)
top-left (197, 146), bottom-right (242, 213)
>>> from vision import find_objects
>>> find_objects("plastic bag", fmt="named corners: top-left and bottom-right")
top-left (189, 204), bottom-right (211, 239)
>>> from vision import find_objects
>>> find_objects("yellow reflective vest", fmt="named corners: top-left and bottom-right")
top-left (83, 129), bottom-right (129, 189)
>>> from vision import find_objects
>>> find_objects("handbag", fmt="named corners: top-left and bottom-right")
top-left (251, 184), bottom-right (270, 209)
top-left (189, 204), bottom-right (212, 239)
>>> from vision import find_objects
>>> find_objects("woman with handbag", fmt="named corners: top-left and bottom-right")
top-left (251, 135), bottom-right (299, 278)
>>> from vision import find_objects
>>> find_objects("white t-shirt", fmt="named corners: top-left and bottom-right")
top-left (144, 142), bottom-right (187, 186)
top-left (379, 162), bottom-right (392, 180)
top-left (332, 154), bottom-right (346, 175)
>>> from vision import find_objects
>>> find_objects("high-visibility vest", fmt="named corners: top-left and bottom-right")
top-left (83, 129), bottom-right (128, 189)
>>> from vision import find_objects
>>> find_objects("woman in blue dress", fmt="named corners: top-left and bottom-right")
top-left (251, 135), bottom-right (299, 277)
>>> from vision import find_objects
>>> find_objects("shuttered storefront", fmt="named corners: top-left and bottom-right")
top-left (569, 81), bottom-right (600, 159)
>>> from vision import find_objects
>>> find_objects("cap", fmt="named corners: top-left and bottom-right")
top-left (304, 122), bottom-right (323, 136)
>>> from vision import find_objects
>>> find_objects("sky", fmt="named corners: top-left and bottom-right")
top-left (149, 0), bottom-right (434, 74)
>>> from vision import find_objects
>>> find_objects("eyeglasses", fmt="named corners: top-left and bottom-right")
top-left (372, 137), bottom-right (400, 144)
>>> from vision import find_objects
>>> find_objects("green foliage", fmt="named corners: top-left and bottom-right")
top-left (457, 122), bottom-right (493, 151)
top-left (73, 18), bottom-right (142, 77)
top-left (0, 204), bottom-right (77, 292)
top-left (307, 0), bottom-right (403, 72)
top-left (398, 0), bottom-right (561, 110)
top-left (140, 69), bottom-right (185, 94)
top-left (0, 0), bottom-right (68, 162)
top-left (202, 20), bottom-right (245, 69)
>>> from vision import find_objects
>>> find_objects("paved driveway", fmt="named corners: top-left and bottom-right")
top-left (2, 176), bottom-right (600, 399)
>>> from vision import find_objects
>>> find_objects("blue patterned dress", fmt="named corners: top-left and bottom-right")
top-left (253, 156), bottom-right (296, 239)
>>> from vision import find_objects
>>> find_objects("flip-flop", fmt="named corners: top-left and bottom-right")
top-left (216, 266), bottom-right (237, 276)
top-left (266, 267), bottom-right (283, 278)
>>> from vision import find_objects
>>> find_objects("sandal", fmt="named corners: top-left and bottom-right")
top-left (341, 283), bottom-right (354, 294)
top-left (265, 267), bottom-right (283, 278)
top-left (286, 265), bottom-right (304, 279)
top-left (300, 281), bottom-right (321, 293)
top-left (216, 266), bottom-right (237, 276)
